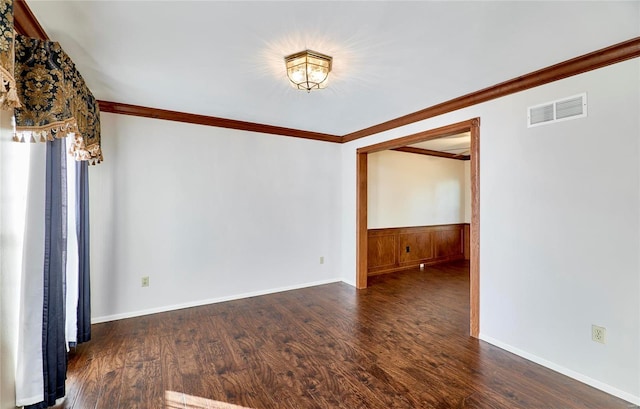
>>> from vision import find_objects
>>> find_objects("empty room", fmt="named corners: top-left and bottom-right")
top-left (1, 1), bottom-right (639, 408)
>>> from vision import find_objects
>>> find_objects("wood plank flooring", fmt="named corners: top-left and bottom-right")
top-left (56, 261), bottom-right (637, 409)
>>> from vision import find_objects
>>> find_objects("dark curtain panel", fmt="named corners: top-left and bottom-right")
top-left (26, 138), bottom-right (68, 409)
top-left (75, 160), bottom-right (91, 343)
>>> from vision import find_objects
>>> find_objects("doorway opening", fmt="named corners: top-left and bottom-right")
top-left (356, 118), bottom-right (480, 337)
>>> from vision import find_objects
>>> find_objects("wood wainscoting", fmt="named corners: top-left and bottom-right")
top-left (368, 224), bottom-right (468, 276)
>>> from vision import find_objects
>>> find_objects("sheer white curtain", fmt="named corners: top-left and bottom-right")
top-left (15, 138), bottom-right (46, 406)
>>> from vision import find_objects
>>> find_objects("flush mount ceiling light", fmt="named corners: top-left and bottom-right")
top-left (284, 50), bottom-right (332, 92)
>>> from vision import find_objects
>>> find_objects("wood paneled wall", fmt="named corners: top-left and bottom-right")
top-left (368, 224), bottom-right (466, 276)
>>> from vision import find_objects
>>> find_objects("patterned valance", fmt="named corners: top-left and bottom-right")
top-left (68, 92), bottom-right (102, 164)
top-left (13, 35), bottom-right (77, 141)
top-left (13, 34), bottom-right (102, 164)
top-left (0, 0), bottom-right (20, 110)
top-left (61, 50), bottom-right (102, 164)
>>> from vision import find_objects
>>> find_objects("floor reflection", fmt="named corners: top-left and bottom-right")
top-left (165, 390), bottom-right (254, 409)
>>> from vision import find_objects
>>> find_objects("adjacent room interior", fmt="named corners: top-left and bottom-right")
top-left (366, 130), bottom-right (472, 312)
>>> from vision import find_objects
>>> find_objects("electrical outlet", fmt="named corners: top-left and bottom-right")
top-left (319, 256), bottom-right (324, 264)
top-left (591, 325), bottom-right (605, 344)
top-left (141, 276), bottom-right (150, 288)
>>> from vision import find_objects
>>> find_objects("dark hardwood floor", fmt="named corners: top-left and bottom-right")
top-left (57, 261), bottom-right (637, 409)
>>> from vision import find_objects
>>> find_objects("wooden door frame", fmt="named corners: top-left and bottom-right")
top-left (356, 118), bottom-right (480, 337)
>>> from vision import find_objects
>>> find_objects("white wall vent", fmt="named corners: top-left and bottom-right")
top-left (528, 93), bottom-right (587, 127)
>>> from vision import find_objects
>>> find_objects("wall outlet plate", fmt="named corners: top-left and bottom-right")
top-left (141, 276), bottom-right (150, 287)
top-left (591, 325), bottom-right (605, 344)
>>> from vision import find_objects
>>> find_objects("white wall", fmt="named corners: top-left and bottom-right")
top-left (0, 111), bottom-right (27, 409)
top-left (89, 114), bottom-right (342, 322)
top-left (340, 59), bottom-right (640, 404)
top-left (367, 150), bottom-right (466, 228)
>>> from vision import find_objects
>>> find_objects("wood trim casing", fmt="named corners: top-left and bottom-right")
top-left (343, 37), bottom-right (640, 143)
top-left (97, 101), bottom-right (342, 143)
top-left (357, 119), bottom-right (477, 154)
top-left (469, 119), bottom-right (480, 338)
top-left (356, 153), bottom-right (368, 289)
top-left (13, 0), bottom-right (49, 39)
top-left (391, 146), bottom-right (470, 161)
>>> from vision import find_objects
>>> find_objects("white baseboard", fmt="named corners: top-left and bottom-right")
top-left (92, 277), bottom-right (343, 324)
top-left (341, 277), bottom-right (356, 287)
top-left (479, 333), bottom-right (640, 406)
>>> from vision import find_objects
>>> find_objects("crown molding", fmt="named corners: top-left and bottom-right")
top-left (97, 101), bottom-right (342, 143)
top-left (342, 36), bottom-right (640, 143)
top-left (12, 1), bottom-right (640, 145)
top-left (100, 37), bottom-right (640, 143)
top-left (13, 0), bottom-right (48, 39)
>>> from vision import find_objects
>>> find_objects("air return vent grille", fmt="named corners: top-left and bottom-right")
top-left (528, 93), bottom-right (587, 127)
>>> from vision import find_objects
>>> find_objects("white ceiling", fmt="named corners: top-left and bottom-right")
top-left (28, 1), bottom-right (639, 136)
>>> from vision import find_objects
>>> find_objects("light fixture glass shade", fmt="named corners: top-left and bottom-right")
top-left (284, 50), bottom-right (332, 92)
